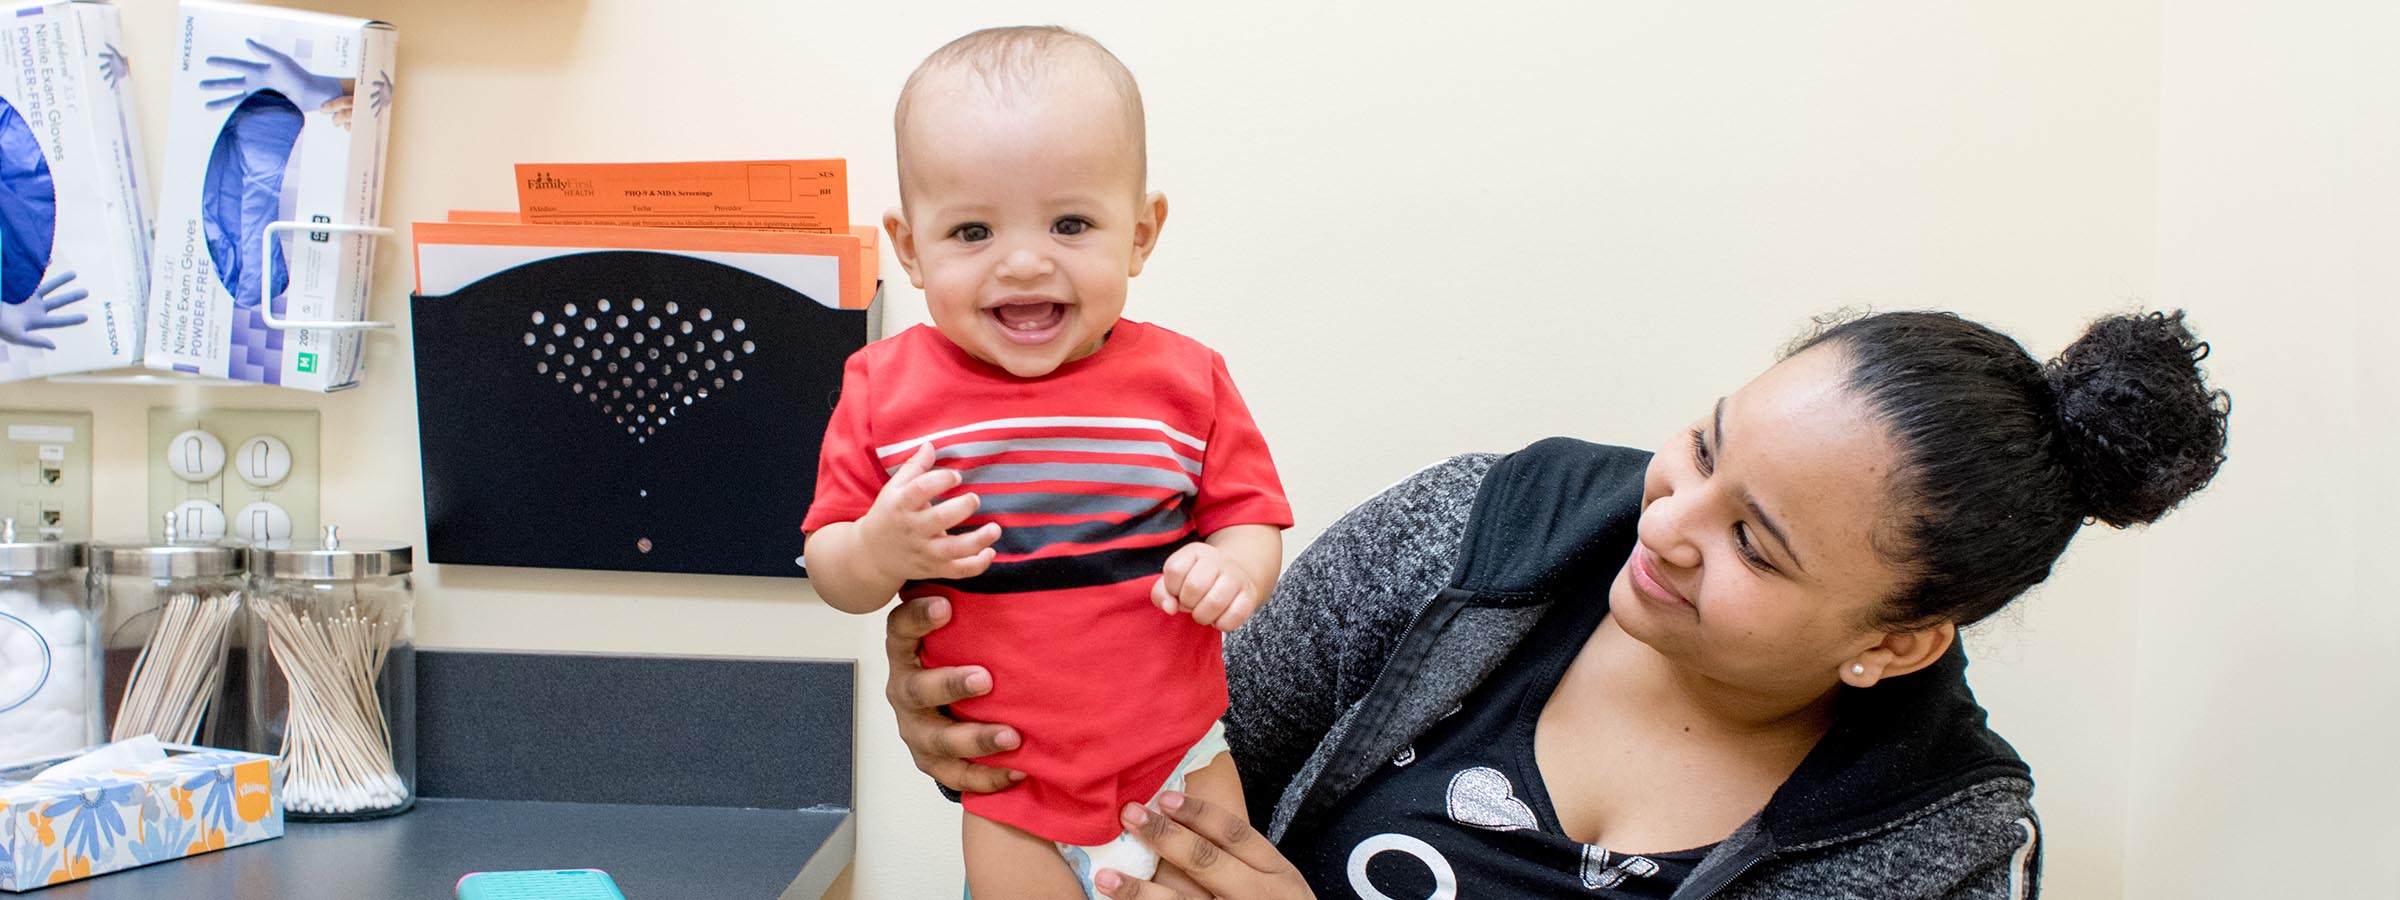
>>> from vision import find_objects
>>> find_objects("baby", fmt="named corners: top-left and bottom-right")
top-left (801, 26), bottom-right (1291, 899)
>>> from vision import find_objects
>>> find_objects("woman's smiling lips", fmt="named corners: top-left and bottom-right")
top-left (1629, 546), bottom-right (1694, 609)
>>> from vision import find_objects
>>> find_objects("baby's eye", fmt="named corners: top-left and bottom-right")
top-left (951, 223), bottom-right (991, 243)
top-left (1052, 217), bottom-right (1092, 236)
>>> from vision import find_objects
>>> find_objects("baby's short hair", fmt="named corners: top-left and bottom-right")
top-left (895, 26), bottom-right (1148, 191)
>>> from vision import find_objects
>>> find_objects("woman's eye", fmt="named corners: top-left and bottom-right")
top-left (1688, 427), bottom-right (1714, 475)
top-left (1053, 217), bottom-right (1091, 236)
top-left (952, 223), bottom-right (991, 243)
top-left (1733, 524), bottom-right (1776, 573)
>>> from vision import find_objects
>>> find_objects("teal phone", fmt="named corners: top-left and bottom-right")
top-left (456, 868), bottom-right (626, 900)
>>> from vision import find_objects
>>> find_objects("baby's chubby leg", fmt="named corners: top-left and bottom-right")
top-left (964, 812), bottom-right (1085, 900)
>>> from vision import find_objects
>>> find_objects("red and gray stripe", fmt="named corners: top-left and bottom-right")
top-left (890, 417), bottom-right (1210, 596)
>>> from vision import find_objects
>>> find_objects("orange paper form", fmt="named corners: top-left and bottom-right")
top-left (413, 221), bottom-right (873, 309)
top-left (515, 160), bottom-right (851, 233)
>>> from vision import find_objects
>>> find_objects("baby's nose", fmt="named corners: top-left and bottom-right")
top-left (997, 244), bottom-right (1055, 279)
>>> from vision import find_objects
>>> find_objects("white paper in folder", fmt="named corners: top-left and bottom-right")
top-left (412, 220), bottom-right (854, 309)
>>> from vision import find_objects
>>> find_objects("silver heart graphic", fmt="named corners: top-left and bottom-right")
top-left (1445, 766), bottom-right (1537, 831)
top-left (522, 297), bottom-right (759, 445)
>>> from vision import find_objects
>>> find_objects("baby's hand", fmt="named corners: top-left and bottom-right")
top-left (859, 444), bottom-right (1002, 582)
top-left (1152, 542), bottom-right (1263, 632)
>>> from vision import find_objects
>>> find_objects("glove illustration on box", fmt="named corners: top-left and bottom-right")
top-left (144, 3), bottom-right (397, 392)
top-left (0, 2), bottom-right (150, 383)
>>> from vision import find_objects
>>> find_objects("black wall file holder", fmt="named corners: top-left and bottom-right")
top-left (411, 250), bottom-right (877, 577)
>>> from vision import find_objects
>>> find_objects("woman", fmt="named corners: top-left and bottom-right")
top-left (883, 310), bottom-right (2229, 899)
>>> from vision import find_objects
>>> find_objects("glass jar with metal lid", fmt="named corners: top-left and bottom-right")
top-left (0, 519), bottom-right (96, 762)
top-left (247, 525), bottom-right (414, 820)
top-left (90, 513), bottom-right (247, 749)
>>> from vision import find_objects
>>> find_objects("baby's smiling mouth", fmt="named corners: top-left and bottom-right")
top-left (989, 298), bottom-right (1067, 338)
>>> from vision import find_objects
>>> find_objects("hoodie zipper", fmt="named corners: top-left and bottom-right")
top-left (1673, 849), bottom-right (1764, 900)
top-left (1290, 585), bottom-right (1473, 830)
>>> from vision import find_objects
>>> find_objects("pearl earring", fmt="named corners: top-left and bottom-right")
top-left (1850, 664), bottom-right (1866, 676)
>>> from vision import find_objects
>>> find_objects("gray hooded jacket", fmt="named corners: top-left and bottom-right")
top-left (1222, 438), bottom-right (2042, 899)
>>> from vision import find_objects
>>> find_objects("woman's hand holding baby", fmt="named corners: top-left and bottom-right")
top-left (1098, 791), bottom-right (1317, 900)
top-left (883, 595), bottom-right (1028, 794)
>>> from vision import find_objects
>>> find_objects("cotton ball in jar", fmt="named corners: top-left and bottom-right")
top-left (0, 706), bottom-right (82, 762)
top-left (35, 710), bottom-right (85, 757)
top-left (0, 710), bottom-right (29, 758)
top-left (42, 662), bottom-right (85, 705)
top-left (39, 603), bottom-right (89, 648)
top-left (0, 589), bottom-right (33, 628)
top-left (0, 657), bottom-right (44, 710)
top-left (0, 593), bottom-right (100, 761)
top-left (0, 608), bottom-right (39, 651)
top-left (0, 621), bottom-right (45, 693)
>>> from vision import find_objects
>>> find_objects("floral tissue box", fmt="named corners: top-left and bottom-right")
top-left (0, 744), bottom-right (282, 891)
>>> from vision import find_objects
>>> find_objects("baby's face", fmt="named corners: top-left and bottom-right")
top-left (889, 75), bottom-right (1161, 379)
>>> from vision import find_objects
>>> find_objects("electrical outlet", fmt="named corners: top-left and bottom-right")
top-left (0, 411), bottom-right (93, 543)
top-left (148, 409), bottom-right (319, 544)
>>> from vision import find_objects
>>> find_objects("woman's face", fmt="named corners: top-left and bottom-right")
top-left (1609, 345), bottom-right (1925, 698)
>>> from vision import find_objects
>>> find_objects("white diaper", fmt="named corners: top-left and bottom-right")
top-left (1055, 721), bottom-right (1230, 898)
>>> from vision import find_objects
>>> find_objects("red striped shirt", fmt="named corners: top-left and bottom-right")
top-left (804, 320), bottom-right (1291, 844)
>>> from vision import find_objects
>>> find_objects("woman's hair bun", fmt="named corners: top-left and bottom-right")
top-left (2044, 310), bottom-right (2230, 527)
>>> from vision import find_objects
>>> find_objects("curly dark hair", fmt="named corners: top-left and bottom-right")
top-left (1789, 310), bottom-right (2230, 628)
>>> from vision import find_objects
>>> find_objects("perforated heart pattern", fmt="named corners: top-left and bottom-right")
top-left (522, 297), bottom-right (759, 444)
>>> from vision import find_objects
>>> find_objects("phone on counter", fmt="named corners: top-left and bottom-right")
top-left (456, 868), bottom-right (627, 900)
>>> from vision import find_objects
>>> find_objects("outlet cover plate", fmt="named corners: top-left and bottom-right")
top-left (148, 408), bottom-right (320, 545)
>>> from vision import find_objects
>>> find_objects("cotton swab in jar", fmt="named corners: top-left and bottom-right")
top-left (256, 586), bottom-right (406, 815)
top-left (110, 591), bottom-right (239, 744)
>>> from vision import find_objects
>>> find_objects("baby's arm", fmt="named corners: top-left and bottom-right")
top-left (805, 444), bottom-right (1003, 614)
top-left (1150, 524), bottom-right (1283, 632)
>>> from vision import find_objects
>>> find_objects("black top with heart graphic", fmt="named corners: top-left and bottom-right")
top-left (1283, 590), bottom-right (1715, 898)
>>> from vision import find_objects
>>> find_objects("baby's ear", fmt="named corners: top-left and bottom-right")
top-left (1128, 191), bottom-right (1169, 277)
top-left (884, 208), bottom-right (926, 289)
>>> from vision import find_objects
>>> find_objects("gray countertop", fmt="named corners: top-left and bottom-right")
top-left (34, 798), bottom-right (854, 900)
top-left (25, 650), bottom-right (859, 899)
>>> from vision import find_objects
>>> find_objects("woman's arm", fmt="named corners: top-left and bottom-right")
top-left (1223, 453), bottom-right (1497, 824)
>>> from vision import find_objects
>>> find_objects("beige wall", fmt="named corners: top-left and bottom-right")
top-left (4, 2), bottom-right (2387, 897)
top-left (2129, 2), bottom-right (2400, 897)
